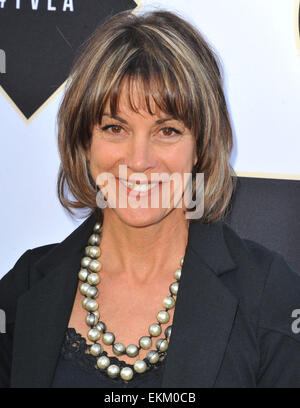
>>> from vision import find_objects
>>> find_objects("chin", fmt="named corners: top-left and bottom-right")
top-left (113, 207), bottom-right (171, 228)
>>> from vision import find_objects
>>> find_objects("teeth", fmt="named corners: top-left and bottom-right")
top-left (120, 179), bottom-right (158, 192)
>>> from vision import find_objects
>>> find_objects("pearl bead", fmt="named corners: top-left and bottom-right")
top-left (165, 325), bottom-right (172, 340)
top-left (157, 310), bottom-right (170, 324)
top-left (180, 257), bottom-right (184, 266)
top-left (120, 367), bottom-right (134, 381)
top-left (107, 364), bottom-right (120, 378)
top-left (90, 343), bottom-right (103, 356)
top-left (85, 299), bottom-right (98, 312)
top-left (87, 273), bottom-right (100, 286)
top-left (81, 256), bottom-right (92, 268)
top-left (113, 343), bottom-right (125, 356)
top-left (97, 356), bottom-right (110, 369)
top-left (147, 350), bottom-right (159, 364)
top-left (102, 332), bottom-right (115, 345)
top-left (149, 324), bottom-right (162, 337)
top-left (134, 360), bottom-right (147, 373)
top-left (82, 297), bottom-right (89, 308)
top-left (96, 321), bottom-right (106, 333)
top-left (139, 336), bottom-right (152, 350)
top-left (86, 313), bottom-right (98, 327)
top-left (126, 344), bottom-right (139, 357)
top-left (89, 260), bottom-right (102, 273)
top-left (88, 234), bottom-right (100, 246)
top-left (87, 328), bottom-right (101, 341)
top-left (80, 283), bottom-right (90, 296)
top-left (169, 282), bottom-right (179, 296)
top-left (93, 222), bottom-right (102, 234)
top-left (89, 246), bottom-right (101, 259)
top-left (78, 268), bottom-right (89, 282)
top-left (85, 246), bottom-right (92, 256)
top-left (174, 268), bottom-right (181, 281)
top-left (163, 296), bottom-right (175, 309)
top-left (86, 286), bottom-right (98, 298)
top-left (92, 311), bottom-right (100, 320)
top-left (156, 338), bottom-right (168, 352)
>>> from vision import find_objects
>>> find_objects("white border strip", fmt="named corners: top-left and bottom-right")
top-left (237, 172), bottom-right (300, 181)
top-left (295, 0), bottom-right (300, 56)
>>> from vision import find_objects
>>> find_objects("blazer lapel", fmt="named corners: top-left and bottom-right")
top-left (10, 211), bottom-right (99, 388)
top-left (161, 221), bottom-right (238, 388)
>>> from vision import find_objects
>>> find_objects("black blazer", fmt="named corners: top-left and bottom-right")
top-left (1, 210), bottom-right (300, 388)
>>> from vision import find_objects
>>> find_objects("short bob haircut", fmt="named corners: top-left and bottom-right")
top-left (57, 9), bottom-right (236, 223)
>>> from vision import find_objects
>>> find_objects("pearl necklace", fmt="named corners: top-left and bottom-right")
top-left (78, 221), bottom-right (183, 382)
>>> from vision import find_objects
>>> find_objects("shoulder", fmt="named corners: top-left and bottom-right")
top-left (222, 222), bottom-right (277, 271)
top-left (219, 223), bottom-right (300, 386)
top-left (0, 244), bottom-right (58, 320)
top-left (221, 220), bottom-right (300, 297)
top-left (221, 221), bottom-right (300, 342)
top-left (221, 222), bottom-right (300, 290)
top-left (0, 244), bottom-right (58, 387)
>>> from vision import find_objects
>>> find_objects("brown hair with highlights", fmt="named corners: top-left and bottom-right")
top-left (57, 9), bottom-right (236, 222)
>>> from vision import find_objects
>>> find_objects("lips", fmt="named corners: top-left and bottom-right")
top-left (118, 178), bottom-right (159, 192)
top-left (116, 177), bottom-right (161, 197)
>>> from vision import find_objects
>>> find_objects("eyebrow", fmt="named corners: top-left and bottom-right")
top-left (102, 113), bottom-right (176, 125)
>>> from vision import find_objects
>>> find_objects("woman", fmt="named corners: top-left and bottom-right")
top-left (1, 9), bottom-right (300, 388)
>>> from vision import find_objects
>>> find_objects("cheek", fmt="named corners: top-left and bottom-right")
top-left (167, 147), bottom-right (196, 173)
top-left (89, 140), bottom-right (120, 171)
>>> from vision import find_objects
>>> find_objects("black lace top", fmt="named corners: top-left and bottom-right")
top-left (51, 328), bottom-right (167, 388)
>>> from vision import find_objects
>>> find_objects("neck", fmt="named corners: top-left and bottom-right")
top-left (98, 209), bottom-right (189, 284)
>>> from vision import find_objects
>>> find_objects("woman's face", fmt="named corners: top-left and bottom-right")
top-left (87, 80), bottom-right (197, 227)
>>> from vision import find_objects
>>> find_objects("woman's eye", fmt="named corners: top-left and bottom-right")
top-left (159, 127), bottom-right (181, 137)
top-left (101, 124), bottom-right (123, 134)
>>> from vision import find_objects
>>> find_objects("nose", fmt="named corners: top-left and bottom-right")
top-left (125, 134), bottom-right (157, 173)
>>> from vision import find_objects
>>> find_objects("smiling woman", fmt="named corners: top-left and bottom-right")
top-left (1, 8), bottom-right (300, 389)
top-left (56, 9), bottom-right (235, 224)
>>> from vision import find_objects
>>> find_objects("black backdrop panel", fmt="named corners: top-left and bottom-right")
top-left (226, 177), bottom-right (300, 274)
top-left (0, 0), bottom-right (136, 118)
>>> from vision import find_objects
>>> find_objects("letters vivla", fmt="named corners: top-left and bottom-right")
top-left (0, 0), bottom-right (74, 11)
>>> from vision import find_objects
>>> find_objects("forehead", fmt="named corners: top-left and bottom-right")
top-left (104, 76), bottom-right (172, 119)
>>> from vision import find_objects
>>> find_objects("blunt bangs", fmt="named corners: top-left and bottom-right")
top-left (86, 32), bottom-right (202, 138)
